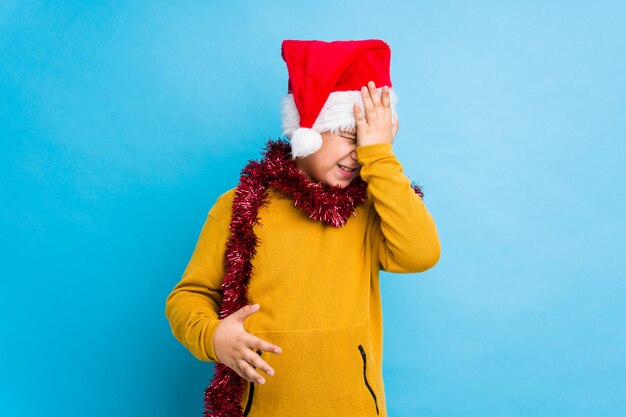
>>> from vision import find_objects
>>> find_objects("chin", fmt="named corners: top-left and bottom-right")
top-left (332, 179), bottom-right (352, 188)
top-left (321, 173), bottom-right (354, 188)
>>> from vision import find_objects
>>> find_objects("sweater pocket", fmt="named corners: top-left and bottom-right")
top-left (240, 323), bottom-right (382, 416)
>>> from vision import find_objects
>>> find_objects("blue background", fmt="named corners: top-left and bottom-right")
top-left (1, 1), bottom-right (625, 416)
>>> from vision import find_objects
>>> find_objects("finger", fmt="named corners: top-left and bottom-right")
top-left (381, 86), bottom-right (392, 123)
top-left (237, 356), bottom-right (265, 384)
top-left (235, 303), bottom-right (260, 322)
top-left (230, 353), bottom-right (254, 382)
top-left (360, 85), bottom-right (376, 122)
top-left (381, 86), bottom-right (391, 109)
top-left (353, 102), bottom-right (367, 125)
top-left (367, 80), bottom-right (382, 107)
top-left (245, 348), bottom-right (275, 377)
top-left (245, 332), bottom-right (282, 355)
top-left (392, 114), bottom-right (399, 136)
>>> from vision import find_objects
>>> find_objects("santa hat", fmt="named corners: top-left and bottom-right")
top-left (280, 39), bottom-right (399, 160)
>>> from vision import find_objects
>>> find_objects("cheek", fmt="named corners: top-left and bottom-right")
top-left (309, 160), bottom-right (334, 182)
top-left (315, 154), bottom-right (339, 175)
top-left (310, 162), bottom-right (337, 183)
top-left (317, 164), bottom-right (335, 178)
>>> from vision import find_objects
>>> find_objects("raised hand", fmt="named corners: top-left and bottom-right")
top-left (213, 303), bottom-right (282, 384)
top-left (353, 80), bottom-right (399, 147)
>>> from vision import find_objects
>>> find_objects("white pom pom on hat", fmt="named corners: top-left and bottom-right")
top-left (280, 39), bottom-right (399, 160)
top-left (288, 127), bottom-right (323, 159)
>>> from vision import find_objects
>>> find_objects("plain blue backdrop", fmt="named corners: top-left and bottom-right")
top-left (1, 1), bottom-right (625, 416)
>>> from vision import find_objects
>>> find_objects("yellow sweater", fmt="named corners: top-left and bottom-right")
top-left (165, 143), bottom-right (441, 416)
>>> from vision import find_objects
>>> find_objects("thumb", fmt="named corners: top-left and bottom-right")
top-left (392, 114), bottom-right (399, 137)
top-left (235, 303), bottom-right (260, 322)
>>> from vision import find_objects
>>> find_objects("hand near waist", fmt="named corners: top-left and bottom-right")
top-left (213, 303), bottom-right (282, 384)
top-left (353, 80), bottom-right (399, 147)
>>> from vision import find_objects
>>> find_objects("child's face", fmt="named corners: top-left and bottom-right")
top-left (294, 128), bottom-right (362, 188)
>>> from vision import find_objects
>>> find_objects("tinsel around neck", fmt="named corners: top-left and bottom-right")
top-left (258, 138), bottom-right (371, 227)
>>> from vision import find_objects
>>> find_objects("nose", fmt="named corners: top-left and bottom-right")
top-left (350, 150), bottom-right (357, 161)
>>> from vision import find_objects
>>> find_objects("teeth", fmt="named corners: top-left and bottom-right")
top-left (338, 164), bottom-right (355, 172)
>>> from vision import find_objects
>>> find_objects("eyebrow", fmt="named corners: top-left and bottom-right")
top-left (340, 131), bottom-right (357, 138)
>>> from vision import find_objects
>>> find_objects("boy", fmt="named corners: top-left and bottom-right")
top-left (165, 39), bottom-right (441, 417)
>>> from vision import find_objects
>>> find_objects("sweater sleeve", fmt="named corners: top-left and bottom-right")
top-left (164, 202), bottom-right (230, 363)
top-left (356, 143), bottom-right (441, 273)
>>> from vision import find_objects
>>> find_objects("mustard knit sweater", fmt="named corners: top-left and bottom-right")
top-left (165, 143), bottom-right (441, 417)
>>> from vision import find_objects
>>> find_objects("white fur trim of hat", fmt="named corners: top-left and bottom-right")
top-left (281, 87), bottom-right (399, 160)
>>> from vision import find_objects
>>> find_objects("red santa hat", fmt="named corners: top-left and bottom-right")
top-left (280, 39), bottom-right (399, 159)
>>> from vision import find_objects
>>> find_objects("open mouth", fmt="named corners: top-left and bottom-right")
top-left (337, 164), bottom-right (356, 173)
